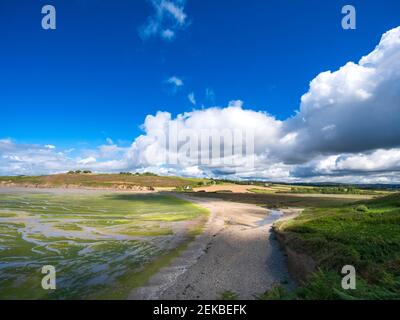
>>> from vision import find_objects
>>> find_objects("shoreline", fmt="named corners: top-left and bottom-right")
top-left (129, 195), bottom-right (300, 300)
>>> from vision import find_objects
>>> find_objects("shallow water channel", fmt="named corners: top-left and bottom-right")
top-left (256, 210), bottom-right (283, 226)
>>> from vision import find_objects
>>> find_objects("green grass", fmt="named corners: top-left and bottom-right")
top-left (256, 285), bottom-right (292, 300)
top-left (280, 186), bottom-right (388, 196)
top-left (275, 193), bottom-right (400, 299)
top-left (218, 290), bottom-right (239, 300)
top-left (0, 191), bottom-right (208, 299)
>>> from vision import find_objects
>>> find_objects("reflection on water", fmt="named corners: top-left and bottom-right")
top-left (256, 210), bottom-right (283, 226)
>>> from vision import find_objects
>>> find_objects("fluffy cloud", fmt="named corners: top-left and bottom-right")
top-left (0, 139), bottom-right (75, 176)
top-left (2, 26), bottom-right (400, 182)
top-left (292, 149), bottom-right (400, 179)
top-left (128, 26), bottom-right (400, 181)
top-left (281, 26), bottom-right (400, 163)
top-left (0, 139), bottom-right (132, 176)
top-left (126, 100), bottom-right (287, 179)
top-left (139, 0), bottom-right (188, 41)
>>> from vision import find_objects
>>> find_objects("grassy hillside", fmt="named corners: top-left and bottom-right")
top-left (0, 174), bottom-right (210, 189)
top-left (270, 193), bottom-right (400, 299)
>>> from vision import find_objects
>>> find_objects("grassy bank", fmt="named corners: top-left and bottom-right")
top-left (269, 193), bottom-right (400, 299)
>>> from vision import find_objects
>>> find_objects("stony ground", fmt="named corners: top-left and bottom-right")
top-left (129, 195), bottom-right (300, 300)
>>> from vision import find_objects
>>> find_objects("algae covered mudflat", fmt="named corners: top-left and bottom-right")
top-left (0, 189), bottom-right (208, 299)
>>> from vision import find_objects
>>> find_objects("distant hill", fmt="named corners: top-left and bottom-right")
top-left (0, 173), bottom-right (210, 190)
top-left (213, 179), bottom-right (400, 191)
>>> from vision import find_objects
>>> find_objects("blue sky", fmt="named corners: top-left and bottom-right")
top-left (1, 0), bottom-right (399, 146)
top-left (1, 1), bottom-right (400, 181)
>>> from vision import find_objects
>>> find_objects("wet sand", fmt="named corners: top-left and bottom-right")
top-left (129, 195), bottom-right (301, 300)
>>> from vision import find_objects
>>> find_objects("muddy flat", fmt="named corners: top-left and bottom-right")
top-left (0, 188), bottom-right (208, 299)
top-left (129, 195), bottom-right (300, 300)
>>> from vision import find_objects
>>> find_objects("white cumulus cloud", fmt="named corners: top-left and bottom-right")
top-left (127, 26), bottom-right (400, 181)
top-left (282, 26), bottom-right (400, 164)
top-left (2, 26), bottom-right (400, 183)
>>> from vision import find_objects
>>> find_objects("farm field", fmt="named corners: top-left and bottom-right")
top-left (193, 183), bottom-right (297, 194)
top-left (193, 183), bottom-right (388, 198)
top-left (0, 189), bottom-right (208, 299)
top-left (186, 190), bottom-right (371, 208)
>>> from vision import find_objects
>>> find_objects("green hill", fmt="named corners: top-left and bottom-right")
top-left (0, 173), bottom-right (210, 189)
